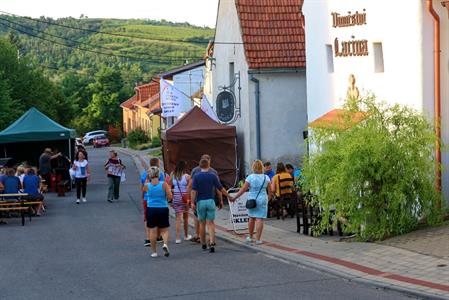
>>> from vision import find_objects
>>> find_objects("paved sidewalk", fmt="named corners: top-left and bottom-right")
top-left (119, 147), bottom-right (449, 300)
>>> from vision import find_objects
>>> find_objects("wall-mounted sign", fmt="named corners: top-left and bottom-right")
top-left (334, 38), bottom-right (368, 57)
top-left (332, 9), bottom-right (368, 58)
top-left (216, 91), bottom-right (235, 123)
top-left (332, 10), bottom-right (367, 28)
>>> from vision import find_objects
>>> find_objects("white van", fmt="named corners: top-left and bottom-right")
top-left (82, 130), bottom-right (108, 145)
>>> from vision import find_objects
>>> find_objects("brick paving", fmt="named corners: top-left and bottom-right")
top-left (382, 224), bottom-right (449, 259)
top-left (121, 147), bottom-right (449, 300)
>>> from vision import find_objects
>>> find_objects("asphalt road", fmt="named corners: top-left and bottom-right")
top-left (0, 147), bottom-right (416, 300)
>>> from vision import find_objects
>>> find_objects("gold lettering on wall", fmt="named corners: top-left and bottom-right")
top-left (334, 38), bottom-right (368, 57)
top-left (332, 10), bottom-right (367, 28)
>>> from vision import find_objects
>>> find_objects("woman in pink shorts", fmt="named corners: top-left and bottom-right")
top-left (170, 161), bottom-right (192, 244)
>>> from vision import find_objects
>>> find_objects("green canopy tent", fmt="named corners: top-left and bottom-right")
top-left (0, 107), bottom-right (76, 165)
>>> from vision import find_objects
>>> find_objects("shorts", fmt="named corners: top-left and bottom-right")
top-left (196, 199), bottom-right (216, 221)
top-left (146, 207), bottom-right (169, 229)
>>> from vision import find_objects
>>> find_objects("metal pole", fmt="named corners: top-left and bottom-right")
top-left (250, 76), bottom-right (261, 159)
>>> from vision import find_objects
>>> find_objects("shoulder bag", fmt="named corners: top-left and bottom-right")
top-left (176, 176), bottom-right (190, 204)
top-left (246, 175), bottom-right (266, 209)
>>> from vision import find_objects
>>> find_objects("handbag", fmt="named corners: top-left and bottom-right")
top-left (176, 176), bottom-right (189, 204)
top-left (246, 175), bottom-right (266, 209)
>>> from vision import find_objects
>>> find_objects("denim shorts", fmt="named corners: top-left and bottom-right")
top-left (196, 199), bottom-right (216, 221)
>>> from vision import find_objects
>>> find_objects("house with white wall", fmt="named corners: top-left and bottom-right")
top-left (303, 0), bottom-right (449, 202)
top-left (212, 0), bottom-right (308, 176)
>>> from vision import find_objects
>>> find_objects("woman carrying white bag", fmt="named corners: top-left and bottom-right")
top-left (104, 150), bottom-right (126, 203)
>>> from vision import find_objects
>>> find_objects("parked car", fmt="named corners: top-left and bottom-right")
top-left (93, 135), bottom-right (110, 148)
top-left (83, 130), bottom-right (108, 145)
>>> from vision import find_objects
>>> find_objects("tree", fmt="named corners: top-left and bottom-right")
top-left (302, 96), bottom-right (443, 241)
top-left (83, 67), bottom-right (125, 130)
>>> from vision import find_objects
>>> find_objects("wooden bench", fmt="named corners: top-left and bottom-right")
top-left (0, 193), bottom-right (32, 226)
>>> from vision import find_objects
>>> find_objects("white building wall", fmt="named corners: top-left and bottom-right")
top-left (213, 0), bottom-right (252, 175)
top-left (304, 0), bottom-right (449, 203)
top-left (255, 72), bottom-right (307, 166)
top-left (303, 0), bottom-right (425, 122)
top-left (213, 0), bottom-right (308, 175)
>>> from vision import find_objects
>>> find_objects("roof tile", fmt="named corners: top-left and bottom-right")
top-left (235, 0), bottom-right (305, 69)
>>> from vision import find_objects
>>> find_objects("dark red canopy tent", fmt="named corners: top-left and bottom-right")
top-left (161, 106), bottom-right (238, 188)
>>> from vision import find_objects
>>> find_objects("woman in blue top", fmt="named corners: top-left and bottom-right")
top-left (142, 166), bottom-right (173, 258)
top-left (230, 160), bottom-right (272, 245)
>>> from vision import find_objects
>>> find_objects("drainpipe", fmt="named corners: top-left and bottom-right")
top-left (250, 76), bottom-right (261, 159)
top-left (426, 0), bottom-right (442, 206)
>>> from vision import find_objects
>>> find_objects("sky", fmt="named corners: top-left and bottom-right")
top-left (0, 0), bottom-right (220, 27)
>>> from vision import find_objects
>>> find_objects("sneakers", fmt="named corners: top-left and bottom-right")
top-left (245, 236), bottom-right (254, 244)
top-left (76, 199), bottom-right (80, 204)
top-left (144, 240), bottom-right (151, 247)
top-left (175, 239), bottom-right (182, 244)
top-left (209, 243), bottom-right (216, 253)
top-left (157, 236), bottom-right (163, 243)
top-left (162, 244), bottom-right (170, 257)
top-left (82, 198), bottom-right (87, 203)
top-left (107, 199), bottom-right (113, 203)
top-left (202, 244), bottom-right (207, 251)
top-left (151, 253), bottom-right (158, 258)
top-left (255, 240), bottom-right (263, 245)
top-left (184, 234), bottom-right (192, 241)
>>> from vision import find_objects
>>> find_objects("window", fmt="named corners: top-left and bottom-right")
top-left (229, 62), bottom-right (235, 93)
top-left (373, 42), bottom-right (384, 73)
top-left (326, 45), bottom-right (334, 73)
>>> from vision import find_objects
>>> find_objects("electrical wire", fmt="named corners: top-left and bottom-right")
top-left (0, 20), bottom-right (199, 65)
top-left (0, 16), bottom-right (203, 61)
top-left (0, 10), bottom-right (221, 45)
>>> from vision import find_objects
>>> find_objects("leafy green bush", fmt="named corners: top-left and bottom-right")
top-left (151, 136), bottom-right (161, 148)
top-left (302, 96), bottom-right (443, 241)
top-left (127, 128), bottom-right (149, 147)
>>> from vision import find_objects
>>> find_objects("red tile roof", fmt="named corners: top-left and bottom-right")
top-left (235, 0), bottom-right (306, 69)
top-left (136, 81), bottom-right (159, 103)
top-left (121, 80), bottom-right (160, 110)
top-left (120, 95), bottom-right (137, 109)
top-left (309, 109), bottom-right (369, 130)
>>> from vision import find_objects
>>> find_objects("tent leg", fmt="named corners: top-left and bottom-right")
top-left (68, 139), bottom-right (72, 161)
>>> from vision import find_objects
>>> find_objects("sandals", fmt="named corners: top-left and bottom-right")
top-left (190, 236), bottom-right (201, 243)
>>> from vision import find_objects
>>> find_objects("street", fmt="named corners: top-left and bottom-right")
top-left (0, 147), bottom-right (415, 300)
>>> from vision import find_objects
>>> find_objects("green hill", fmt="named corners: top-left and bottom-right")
top-left (0, 14), bottom-right (214, 133)
top-left (0, 15), bottom-right (213, 78)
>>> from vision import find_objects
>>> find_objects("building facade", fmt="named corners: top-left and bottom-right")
top-left (303, 0), bottom-right (449, 201)
top-left (212, 0), bottom-right (308, 175)
top-left (121, 80), bottom-right (161, 140)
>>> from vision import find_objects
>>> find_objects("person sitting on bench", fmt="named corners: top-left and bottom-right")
top-left (0, 168), bottom-right (21, 199)
top-left (23, 168), bottom-right (45, 215)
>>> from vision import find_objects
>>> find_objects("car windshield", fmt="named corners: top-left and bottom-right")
top-left (95, 135), bottom-right (107, 139)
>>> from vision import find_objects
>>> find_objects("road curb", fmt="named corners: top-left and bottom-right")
top-left (119, 148), bottom-right (449, 300)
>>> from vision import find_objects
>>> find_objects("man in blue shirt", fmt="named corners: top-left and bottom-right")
top-left (264, 161), bottom-right (275, 180)
top-left (191, 158), bottom-right (230, 253)
top-left (1, 168), bottom-right (20, 198)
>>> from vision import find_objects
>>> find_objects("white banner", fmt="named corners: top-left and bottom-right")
top-left (228, 190), bottom-right (249, 233)
top-left (160, 79), bottom-right (189, 118)
top-left (201, 95), bottom-right (219, 122)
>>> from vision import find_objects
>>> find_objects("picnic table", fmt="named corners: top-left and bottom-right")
top-left (0, 193), bottom-right (37, 226)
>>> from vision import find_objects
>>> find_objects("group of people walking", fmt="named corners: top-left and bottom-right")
top-left (141, 154), bottom-right (231, 257)
top-left (68, 146), bottom-right (296, 259)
